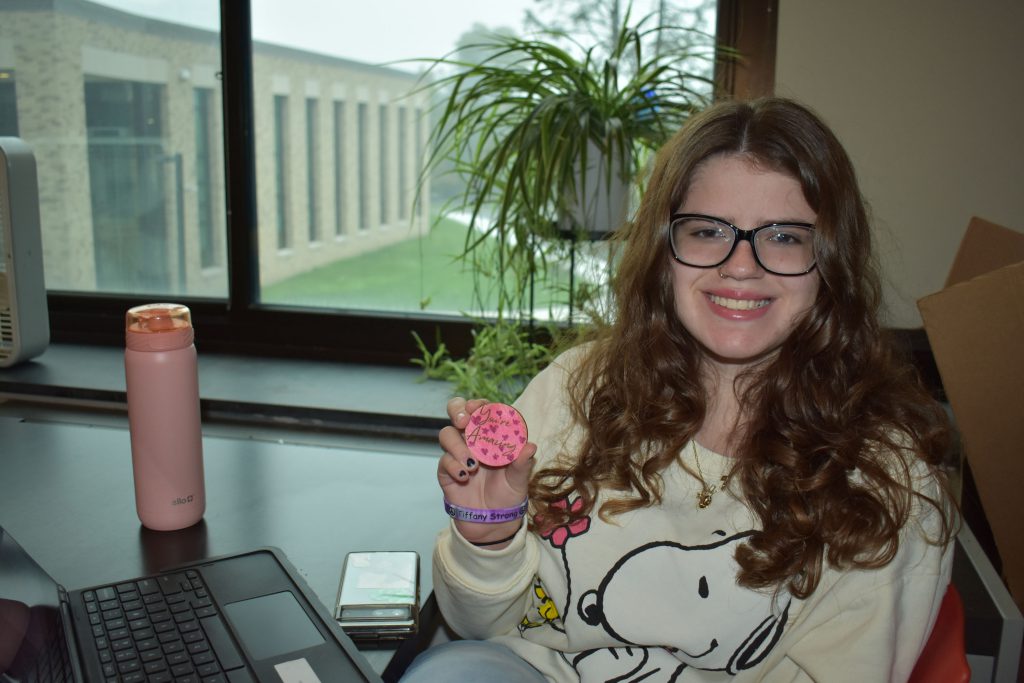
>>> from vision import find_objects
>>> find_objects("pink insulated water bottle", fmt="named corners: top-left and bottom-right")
top-left (125, 303), bottom-right (205, 531)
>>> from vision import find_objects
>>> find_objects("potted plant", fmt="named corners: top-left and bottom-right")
top-left (413, 9), bottom-right (720, 402)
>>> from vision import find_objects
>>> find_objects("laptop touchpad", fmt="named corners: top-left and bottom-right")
top-left (224, 591), bottom-right (325, 659)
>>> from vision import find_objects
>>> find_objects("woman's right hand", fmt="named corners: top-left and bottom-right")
top-left (437, 397), bottom-right (536, 547)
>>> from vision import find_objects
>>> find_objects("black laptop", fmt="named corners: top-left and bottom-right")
top-left (0, 525), bottom-right (383, 683)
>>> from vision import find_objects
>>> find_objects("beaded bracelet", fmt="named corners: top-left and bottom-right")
top-left (444, 498), bottom-right (528, 524)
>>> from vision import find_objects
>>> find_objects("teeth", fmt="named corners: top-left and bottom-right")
top-left (708, 294), bottom-right (770, 311)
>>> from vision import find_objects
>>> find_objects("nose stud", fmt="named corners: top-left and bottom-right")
top-left (718, 270), bottom-right (728, 279)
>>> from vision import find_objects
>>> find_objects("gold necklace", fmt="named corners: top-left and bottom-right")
top-left (692, 441), bottom-right (729, 509)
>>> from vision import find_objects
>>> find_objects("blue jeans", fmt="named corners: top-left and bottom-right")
top-left (400, 640), bottom-right (547, 683)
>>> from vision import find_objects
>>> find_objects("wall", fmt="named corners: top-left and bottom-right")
top-left (774, 0), bottom-right (1024, 328)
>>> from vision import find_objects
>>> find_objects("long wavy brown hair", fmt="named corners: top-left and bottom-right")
top-left (529, 97), bottom-right (956, 599)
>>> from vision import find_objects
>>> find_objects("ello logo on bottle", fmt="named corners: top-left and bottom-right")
top-left (172, 494), bottom-right (196, 506)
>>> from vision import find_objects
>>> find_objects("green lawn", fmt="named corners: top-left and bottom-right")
top-left (261, 216), bottom-right (574, 315)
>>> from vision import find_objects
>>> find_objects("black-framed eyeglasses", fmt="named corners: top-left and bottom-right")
top-left (668, 213), bottom-right (817, 276)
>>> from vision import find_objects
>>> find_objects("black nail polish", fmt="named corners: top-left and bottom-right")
top-left (466, 458), bottom-right (477, 468)
top-left (458, 470), bottom-right (467, 478)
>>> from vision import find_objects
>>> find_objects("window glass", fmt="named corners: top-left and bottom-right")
top-left (85, 78), bottom-right (170, 292)
top-left (273, 93), bottom-right (290, 250)
top-left (194, 87), bottom-right (220, 269)
top-left (332, 100), bottom-right (346, 238)
top-left (0, 1), bottom-right (227, 297)
top-left (0, 70), bottom-right (18, 136)
top-left (306, 97), bottom-right (320, 244)
top-left (1, 1), bottom-right (714, 317)
top-left (250, 0), bottom-right (717, 318)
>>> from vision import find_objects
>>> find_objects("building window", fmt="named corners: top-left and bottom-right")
top-left (357, 101), bottom-right (368, 231)
top-left (305, 97), bottom-right (319, 243)
top-left (84, 78), bottom-right (170, 294)
top-left (274, 94), bottom-right (290, 250)
top-left (378, 103), bottom-right (388, 226)
top-left (415, 107), bottom-right (424, 219)
top-left (194, 87), bottom-right (217, 268)
top-left (0, 71), bottom-right (17, 136)
top-left (398, 106), bottom-right (408, 221)
top-left (333, 100), bottom-right (345, 237)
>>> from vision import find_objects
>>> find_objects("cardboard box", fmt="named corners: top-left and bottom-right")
top-left (917, 217), bottom-right (1024, 614)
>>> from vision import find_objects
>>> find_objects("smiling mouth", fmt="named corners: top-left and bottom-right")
top-left (707, 294), bottom-right (771, 311)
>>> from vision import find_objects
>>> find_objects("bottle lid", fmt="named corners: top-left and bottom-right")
top-left (126, 304), bottom-right (194, 351)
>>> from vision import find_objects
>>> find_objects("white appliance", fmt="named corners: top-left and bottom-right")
top-left (0, 136), bottom-right (49, 367)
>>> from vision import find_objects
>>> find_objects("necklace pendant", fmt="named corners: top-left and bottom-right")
top-left (697, 486), bottom-right (715, 509)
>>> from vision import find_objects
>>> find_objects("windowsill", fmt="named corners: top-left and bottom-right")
top-left (2, 330), bottom-right (944, 444)
top-left (0, 342), bottom-right (453, 442)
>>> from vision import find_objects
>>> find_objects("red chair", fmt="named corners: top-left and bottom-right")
top-left (908, 584), bottom-right (970, 683)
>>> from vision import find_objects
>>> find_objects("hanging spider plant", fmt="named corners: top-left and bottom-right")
top-left (415, 9), bottom-right (719, 322)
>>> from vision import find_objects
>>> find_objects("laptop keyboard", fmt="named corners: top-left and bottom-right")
top-left (83, 569), bottom-right (253, 683)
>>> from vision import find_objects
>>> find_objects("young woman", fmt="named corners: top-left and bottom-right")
top-left (404, 97), bottom-right (956, 682)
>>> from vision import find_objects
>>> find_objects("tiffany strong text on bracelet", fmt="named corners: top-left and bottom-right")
top-left (444, 499), bottom-right (529, 523)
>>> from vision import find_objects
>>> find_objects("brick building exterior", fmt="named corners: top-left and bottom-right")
top-left (0, 0), bottom-right (430, 296)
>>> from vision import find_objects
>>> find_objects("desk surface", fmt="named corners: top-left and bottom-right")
top-left (0, 409), bottom-right (447, 677)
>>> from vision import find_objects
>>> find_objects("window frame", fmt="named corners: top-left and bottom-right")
top-left (45, 0), bottom-right (776, 366)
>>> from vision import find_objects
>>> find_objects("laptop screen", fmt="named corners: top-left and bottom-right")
top-left (0, 526), bottom-right (72, 683)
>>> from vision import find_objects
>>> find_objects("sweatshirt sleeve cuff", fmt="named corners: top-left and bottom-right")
top-left (435, 519), bottom-right (538, 593)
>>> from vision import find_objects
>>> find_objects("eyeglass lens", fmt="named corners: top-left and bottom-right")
top-left (670, 216), bottom-right (815, 275)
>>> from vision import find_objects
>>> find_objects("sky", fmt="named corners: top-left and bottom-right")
top-left (89, 1), bottom-right (707, 72)
top-left (91, 0), bottom-right (540, 69)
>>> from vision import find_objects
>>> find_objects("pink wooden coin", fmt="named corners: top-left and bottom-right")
top-left (465, 403), bottom-right (528, 467)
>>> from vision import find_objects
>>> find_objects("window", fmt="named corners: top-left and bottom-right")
top-left (333, 100), bottom-right (346, 238)
top-left (398, 106), bottom-right (408, 222)
top-left (84, 78), bottom-right (170, 294)
top-left (194, 87), bottom-right (218, 270)
top-left (414, 107), bottom-right (424, 219)
top-left (274, 94), bottom-right (290, 250)
top-left (0, 70), bottom-right (17, 136)
top-left (378, 103), bottom-right (389, 226)
top-left (306, 97), bottom-right (319, 243)
top-left (24, 1), bottom-right (770, 364)
top-left (357, 101), bottom-right (368, 232)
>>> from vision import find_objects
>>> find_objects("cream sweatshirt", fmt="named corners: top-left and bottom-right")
top-left (431, 349), bottom-right (952, 682)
